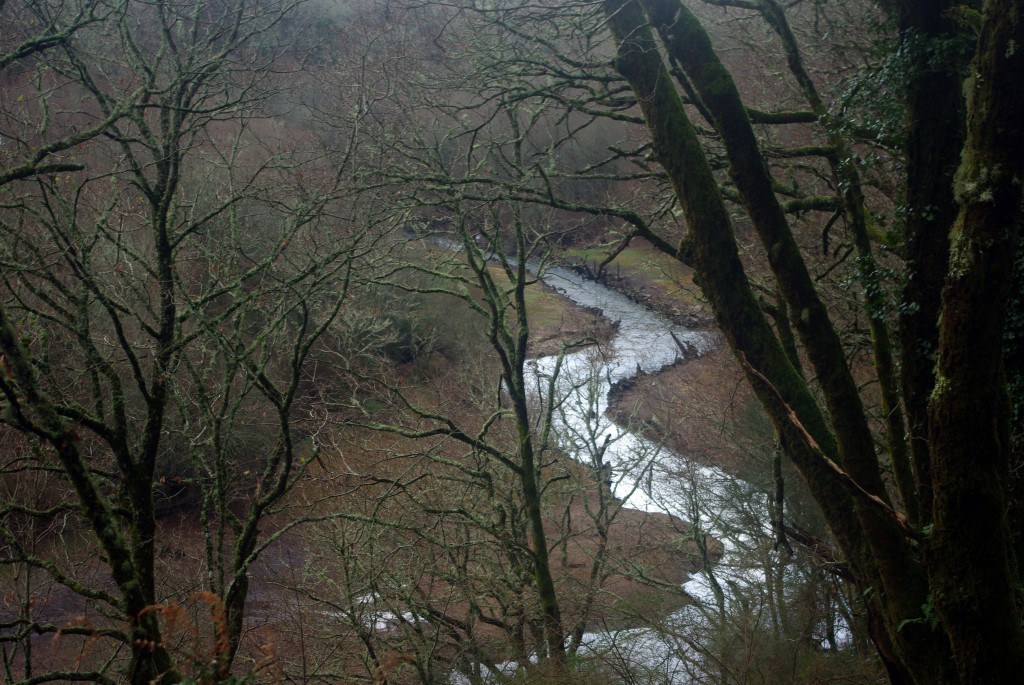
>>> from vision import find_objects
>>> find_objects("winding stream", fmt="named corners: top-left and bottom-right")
top-left (526, 265), bottom-right (772, 682)
top-left (529, 265), bottom-right (716, 512)
top-left (422, 239), bottom-right (782, 681)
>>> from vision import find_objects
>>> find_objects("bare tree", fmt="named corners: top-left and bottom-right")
top-left (0, 1), bottom-right (392, 682)
top-left (332, 0), bottom-right (1024, 681)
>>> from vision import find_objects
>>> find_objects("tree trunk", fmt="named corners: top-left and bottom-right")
top-left (894, 0), bottom-right (967, 531)
top-left (927, 1), bottom-right (1024, 680)
top-left (0, 305), bottom-right (180, 684)
top-left (599, 0), bottom-right (1024, 681)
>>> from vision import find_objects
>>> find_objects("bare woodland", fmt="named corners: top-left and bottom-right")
top-left (1, 0), bottom-right (1022, 684)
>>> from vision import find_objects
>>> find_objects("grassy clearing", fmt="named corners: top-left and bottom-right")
top-left (411, 240), bottom-right (609, 344)
top-left (485, 265), bottom-right (615, 354)
top-left (564, 239), bottom-right (707, 315)
top-left (485, 266), bottom-right (564, 327)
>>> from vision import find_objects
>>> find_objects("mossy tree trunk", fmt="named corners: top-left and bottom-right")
top-left (602, 0), bottom-right (1024, 682)
top-left (926, 2), bottom-right (1024, 680)
top-left (0, 305), bottom-right (180, 684)
top-left (891, 0), bottom-right (968, 530)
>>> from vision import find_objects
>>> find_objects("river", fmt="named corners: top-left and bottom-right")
top-left (523, 265), bottom-right (773, 683)
top-left (422, 241), bottom-right (789, 682)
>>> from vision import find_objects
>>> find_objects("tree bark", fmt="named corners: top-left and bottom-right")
top-left (927, 1), bottom-right (1024, 680)
top-left (895, 0), bottom-right (968, 531)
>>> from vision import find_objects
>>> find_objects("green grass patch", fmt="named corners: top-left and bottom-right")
top-left (564, 241), bottom-right (704, 311)
top-left (486, 266), bottom-right (569, 331)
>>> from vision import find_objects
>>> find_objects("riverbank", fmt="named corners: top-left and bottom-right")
top-left (526, 277), bottom-right (618, 357)
top-left (560, 238), bottom-right (715, 329)
top-left (559, 239), bottom-right (770, 480)
top-left (604, 345), bottom-right (770, 480)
